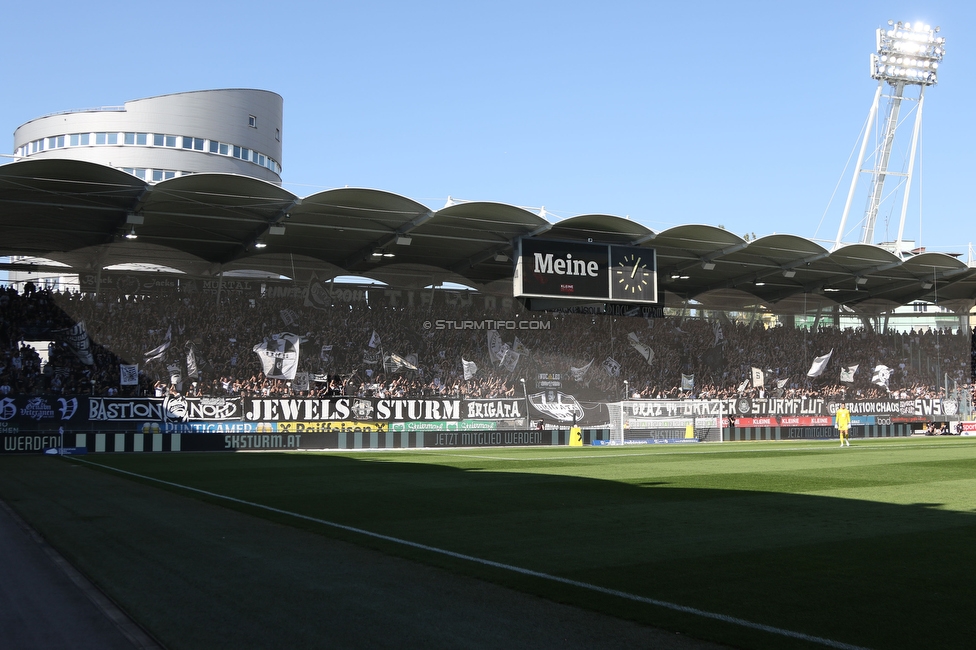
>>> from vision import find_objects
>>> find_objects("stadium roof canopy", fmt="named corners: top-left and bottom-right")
top-left (2, 159), bottom-right (975, 315)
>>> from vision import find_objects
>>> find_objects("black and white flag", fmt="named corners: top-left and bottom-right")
top-left (570, 360), bottom-right (593, 382)
top-left (253, 332), bottom-right (301, 380)
top-left (167, 362), bottom-right (183, 386)
top-left (184, 341), bottom-right (200, 379)
top-left (487, 330), bottom-right (505, 363)
top-left (462, 359), bottom-right (478, 380)
top-left (120, 364), bottom-right (139, 386)
top-left (59, 321), bottom-right (94, 365)
top-left (751, 367), bottom-right (764, 387)
top-left (806, 349), bottom-right (833, 378)
top-left (872, 364), bottom-right (892, 388)
top-left (500, 347), bottom-right (520, 372)
top-left (280, 308), bottom-right (299, 328)
top-left (144, 325), bottom-right (172, 363)
top-left (840, 364), bottom-right (859, 383)
top-left (368, 330), bottom-right (382, 349)
top-left (293, 371), bottom-right (311, 392)
top-left (304, 272), bottom-right (332, 310)
top-left (627, 332), bottom-right (654, 365)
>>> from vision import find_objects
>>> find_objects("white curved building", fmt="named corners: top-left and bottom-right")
top-left (12, 89), bottom-right (283, 184)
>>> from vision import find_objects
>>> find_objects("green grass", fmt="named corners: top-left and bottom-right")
top-left (3, 438), bottom-right (976, 649)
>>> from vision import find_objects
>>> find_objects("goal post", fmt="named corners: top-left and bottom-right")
top-left (605, 400), bottom-right (725, 445)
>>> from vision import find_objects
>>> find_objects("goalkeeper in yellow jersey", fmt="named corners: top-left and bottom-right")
top-left (835, 403), bottom-right (852, 447)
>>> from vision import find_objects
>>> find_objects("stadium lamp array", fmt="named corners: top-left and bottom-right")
top-left (871, 21), bottom-right (945, 85)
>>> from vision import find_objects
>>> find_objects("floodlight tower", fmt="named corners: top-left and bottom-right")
top-left (834, 21), bottom-right (946, 252)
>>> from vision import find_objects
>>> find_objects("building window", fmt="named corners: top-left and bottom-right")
top-left (125, 132), bottom-right (136, 145)
top-left (275, 128), bottom-right (280, 141)
top-left (209, 140), bottom-right (219, 153)
top-left (152, 170), bottom-right (163, 182)
top-left (233, 145), bottom-right (241, 158)
top-left (248, 115), bottom-right (257, 128)
top-left (219, 143), bottom-right (228, 155)
top-left (153, 133), bottom-right (177, 147)
top-left (182, 137), bottom-right (200, 150)
top-left (137, 133), bottom-right (147, 145)
top-left (107, 133), bottom-right (118, 145)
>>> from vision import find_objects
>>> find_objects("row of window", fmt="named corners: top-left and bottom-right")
top-left (18, 132), bottom-right (281, 175)
top-left (119, 167), bottom-right (181, 182)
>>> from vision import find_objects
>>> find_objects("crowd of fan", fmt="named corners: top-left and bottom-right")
top-left (0, 283), bottom-right (973, 404)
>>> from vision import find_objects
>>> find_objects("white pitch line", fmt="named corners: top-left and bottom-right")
top-left (71, 457), bottom-right (871, 650)
top-left (358, 439), bottom-right (972, 464)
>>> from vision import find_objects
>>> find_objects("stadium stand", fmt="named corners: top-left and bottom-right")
top-left (0, 284), bottom-right (969, 404)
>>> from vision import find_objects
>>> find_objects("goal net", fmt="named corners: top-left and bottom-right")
top-left (606, 400), bottom-right (724, 444)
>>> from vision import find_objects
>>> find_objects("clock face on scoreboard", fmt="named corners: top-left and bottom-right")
top-left (609, 248), bottom-right (657, 303)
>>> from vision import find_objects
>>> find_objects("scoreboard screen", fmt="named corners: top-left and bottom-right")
top-left (514, 238), bottom-right (659, 305)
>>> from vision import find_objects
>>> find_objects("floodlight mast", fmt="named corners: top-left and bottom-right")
top-left (834, 21), bottom-right (945, 253)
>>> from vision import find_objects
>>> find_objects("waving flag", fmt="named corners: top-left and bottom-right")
top-left (840, 364), bottom-right (859, 383)
top-left (144, 325), bottom-right (172, 363)
top-left (570, 360), bottom-right (593, 381)
top-left (368, 330), bottom-right (382, 349)
top-left (806, 349), bottom-right (833, 377)
top-left (872, 365), bottom-right (893, 388)
top-left (304, 272), bottom-right (332, 310)
top-left (487, 330), bottom-right (505, 362)
top-left (253, 332), bottom-right (301, 380)
top-left (627, 332), bottom-right (654, 365)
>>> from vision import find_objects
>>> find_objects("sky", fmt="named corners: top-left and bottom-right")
top-left (3, 0), bottom-right (975, 256)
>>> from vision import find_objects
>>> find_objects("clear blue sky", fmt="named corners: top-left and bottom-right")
top-left (3, 1), bottom-right (974, 255)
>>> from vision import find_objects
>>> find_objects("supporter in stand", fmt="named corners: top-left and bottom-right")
top-left (0, 283), bottom-right (970, 403)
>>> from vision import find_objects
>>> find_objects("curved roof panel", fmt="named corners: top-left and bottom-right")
top-left (546, 214), bottom-right (654, 244)
top-left (138, 173), bottom-right (298, 265)
top-left (0, 159), bottom-right (145, 255)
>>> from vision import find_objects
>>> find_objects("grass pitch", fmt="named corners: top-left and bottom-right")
top-left (3, 438), bottom-right (976, 649)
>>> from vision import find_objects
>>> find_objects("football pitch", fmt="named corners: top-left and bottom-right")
top-left (3, 437), bottom-right (976, 649)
